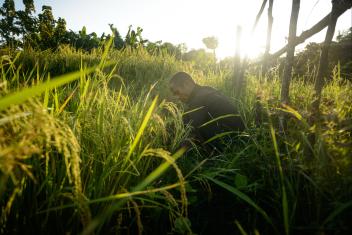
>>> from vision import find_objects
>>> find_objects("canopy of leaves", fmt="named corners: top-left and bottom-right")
top-left (202, 36), bottom-right (218, 50)
top-left (293, 28), bottom-right (352, 80)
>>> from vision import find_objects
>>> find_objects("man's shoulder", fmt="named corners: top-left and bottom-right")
top-left (197, 86), bottom-right (237, 112)
top-left (198, 86), bottom-right (232, 104)
top-left (194, 85), bottom-right (218, 98)
top-left (187, 86), bottom-right (217, 106)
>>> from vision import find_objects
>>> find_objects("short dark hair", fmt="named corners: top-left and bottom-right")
top-left (170, 72), bottom-right (195, 87)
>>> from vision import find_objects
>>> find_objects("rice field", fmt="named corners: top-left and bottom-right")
top-left (0, 44), bottom-right (351, 234)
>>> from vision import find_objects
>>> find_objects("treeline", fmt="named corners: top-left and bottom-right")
top-left (247, 27), bottom-right (352, 80)
top-left (0, 0), bottom-right (170, 51)
top-left (1, 0), bottom-right (351, 79)
top-left (0, 0), bottom-right (218, 68)
top-left (268, 28), bottom-right (352, 81)
top-left (293, 28), bottom-right (352, 79)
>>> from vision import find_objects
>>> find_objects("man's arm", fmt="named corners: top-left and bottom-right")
top-left (182, 105), bottom-right (209, 143)
top-left (206, 94), bottom-right (245, 131)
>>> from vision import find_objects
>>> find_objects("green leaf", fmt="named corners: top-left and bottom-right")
top-left (235, 174), bottom-right (248, 188)
top-left (0, 62), bottom-right (114, 111)
top-left (174, 217), bottom-right (192, 234)
top-left (203, 175), bottom-right (273, 226)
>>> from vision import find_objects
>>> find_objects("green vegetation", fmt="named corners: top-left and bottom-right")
top-left (0, 43), bottom-right (351, 234)
top-left (1, 1), bottom-right (352, 234)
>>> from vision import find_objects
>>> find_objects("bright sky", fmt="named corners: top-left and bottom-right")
top-left (15, 0), bottom-right (352, 59)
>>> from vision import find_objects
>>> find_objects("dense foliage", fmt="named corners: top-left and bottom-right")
top-left (1, 1), bottom-right (352, 235)
top-left (0, 43), bottom-right (351, 234)
top-left (293, 27), bottom-right (352, 80)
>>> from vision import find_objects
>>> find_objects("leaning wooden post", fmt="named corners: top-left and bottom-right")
top-left (252, 0), bottom-right (268, 32)
top-left (256, 2), bottom-right (351, 68)
top-left (312, 0), bottom-right (350, 117)
top-left (306, 0), bottom-right (351, 160)
top-left (281, 0), bottom-right (300, 105)
top-left (262, 0), bottom-right (274, 78)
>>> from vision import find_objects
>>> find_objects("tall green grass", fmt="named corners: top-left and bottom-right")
top-left (0, 45), bottom-right (351, 234)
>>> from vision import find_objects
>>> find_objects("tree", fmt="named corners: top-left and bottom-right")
top-left (336, 27), bottom-right (352, 43)
top-left (0, 0), bottom-right (20, 47)
top-left (183, 48), bottom-right (216, 69)
top-left (109, 23), bottom-right (124, 49)
top-left (293, 42), bottom-right (320, 80)
top-left (146, 40), bottom-right (162, 54)
top-left (16, 0), bottom-right (38, 47)
top-left (202, 36), bottom-right (218, 58)
top-left (54, 17), bottom-right (67, 45)
top-left (125, 25), bottom-right (148, 49)
top-left (38, 5), bottom-right (55, 49)
top-left (77, 26), bottom-right (88, 49)
top-left (15, 0), bottom-right (37, 47)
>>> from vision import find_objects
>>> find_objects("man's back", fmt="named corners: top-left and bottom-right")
top-left (183, 85), bottom-right (245, 143)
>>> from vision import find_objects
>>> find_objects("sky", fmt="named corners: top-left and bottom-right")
top-left (14, 0), bottom-right (352, 59)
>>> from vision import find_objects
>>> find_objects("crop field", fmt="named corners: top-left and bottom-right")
top-left (0, 42), bottom-right (351, 235)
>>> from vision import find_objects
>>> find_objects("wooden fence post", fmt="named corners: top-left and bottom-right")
top-left (234, 25), bottom-right (242, 95)
top-left (235, 0), bottom-right (268, 97)
top-left (262, 0), bottom-right (274, 78)
top-left (281, 0), bottom-right (300, 105)
top-left (255, 2), bottom-right (351, 67)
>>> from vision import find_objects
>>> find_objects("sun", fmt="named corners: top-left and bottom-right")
top-left (241, 34), bottom-right (265, 59)
top-left (216, 29), bottom-right (266, 60)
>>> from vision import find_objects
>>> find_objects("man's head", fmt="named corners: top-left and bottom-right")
top-left (169, 72), bottom-right (196, 102)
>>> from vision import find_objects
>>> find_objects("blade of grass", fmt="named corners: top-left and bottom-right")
top-left (199, 114), bottom-right (241, 128)
top-left (53, 87), bottom-right (59, 112)
top-left (203, 175), bottom-right (273, 226)
top-left (126, 95), bottom-right (158, 161)
top-left (203, 131), bottom-right (235, 144)
top-left (98, 36), bottom-right (114, 69)
top-left (82, 147), bottom-right (186, 235)
top-left (323, 200), bottom-right (352, 225)
top-left (57, 86), bottom-right (78, 115)
top-left (37, 182), bottom-right (183, 214)
top-left (270, 124), bottom-right (289, 235)
top-left (235, 220), bottom-right (248, 235)
top-left (0, 62), bottom-right (115, 111)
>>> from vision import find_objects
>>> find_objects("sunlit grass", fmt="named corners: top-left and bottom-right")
top-left (0, 45), bottom-right (351, 234)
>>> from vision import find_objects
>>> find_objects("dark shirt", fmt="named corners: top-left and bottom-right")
top-left (183, 85), bottom-right (245, 144)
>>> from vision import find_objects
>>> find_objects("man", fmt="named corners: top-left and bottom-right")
top-left (169, 71), bottom-right (245, 150)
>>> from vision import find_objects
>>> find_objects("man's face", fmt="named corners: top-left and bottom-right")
top-left (170, 84), bottom-right (189, 102)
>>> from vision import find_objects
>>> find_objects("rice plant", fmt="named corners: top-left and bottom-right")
top-left (0, 45), bottom-right (351, 234)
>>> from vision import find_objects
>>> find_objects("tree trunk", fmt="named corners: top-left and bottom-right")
top-left (281, 0), bottom-right (300, 105)
top-left (262, 0), bottom-right (274, 77)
